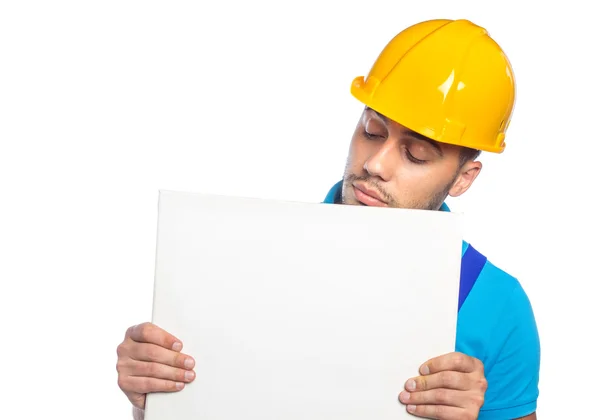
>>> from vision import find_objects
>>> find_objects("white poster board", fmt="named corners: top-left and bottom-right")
top-left (146, 190), bottom-right (463, 420)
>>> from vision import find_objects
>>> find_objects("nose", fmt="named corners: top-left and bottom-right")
top-left (363, 137), bottom-right (398, 182)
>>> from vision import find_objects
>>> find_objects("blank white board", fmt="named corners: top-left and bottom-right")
top-left (146, 190), bottom-right (464, 420)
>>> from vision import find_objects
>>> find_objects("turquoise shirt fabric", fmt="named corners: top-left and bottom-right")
top-left (323, 181), bottom-right (540, 419)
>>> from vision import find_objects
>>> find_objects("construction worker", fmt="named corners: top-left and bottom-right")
top-left (116, 19), bottom-right (540, 420)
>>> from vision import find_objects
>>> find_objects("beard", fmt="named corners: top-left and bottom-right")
top-left (340, 172), bottom-right (457, 211)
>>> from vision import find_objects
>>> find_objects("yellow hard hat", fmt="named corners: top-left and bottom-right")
top-left (350, 19), bottom-right (515, 153)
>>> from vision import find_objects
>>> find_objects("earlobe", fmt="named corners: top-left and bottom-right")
top-left (448, 162), bottom-right (482, 197)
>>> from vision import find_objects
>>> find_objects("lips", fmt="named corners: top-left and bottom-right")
top-left (352, 183), bottom-right (388, 207)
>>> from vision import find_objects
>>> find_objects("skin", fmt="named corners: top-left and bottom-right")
top-left (116, 107), bottom-right (537, 419)
top-left (340, 107), bottom-right (481, 210)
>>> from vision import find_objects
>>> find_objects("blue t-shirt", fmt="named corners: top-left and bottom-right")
top-left (323, 181), bottom-right (540, 419)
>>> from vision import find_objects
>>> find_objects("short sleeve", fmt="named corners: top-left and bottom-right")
top-left (478, 282), bottom-right (540, 419)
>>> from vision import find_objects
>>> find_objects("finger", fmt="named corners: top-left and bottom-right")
top-left (128, 393), bottom-right (146, 411)
top-left (399, 388), bottom-right (469, 407)
top-left (405, 403), bottom-right (464, 419)
top-left (129, 360), bottom-right (196, 383)
top-left (130, 342), bottom-right (195, 370)
top-left (118, 375), bottom-right (186, 395)
top-left (405, 371), bottom-right (470, 392)
top-left (420, 352), bottom-right (482, 375)
top-left (127, 322), bottom-right (183, 351)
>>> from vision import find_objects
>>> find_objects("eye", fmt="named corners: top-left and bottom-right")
top-left (403, 146), bottom-right (428, 164)
top-left (363, 118), bottom-right (386, 140)
top-left (405, 150), bottom-right (427, 164)
top-left (363, 128), bottom-right (384, 140)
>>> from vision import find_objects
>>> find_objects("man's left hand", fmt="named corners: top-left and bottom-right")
top-left (398, 352), bottom-right (487, 419)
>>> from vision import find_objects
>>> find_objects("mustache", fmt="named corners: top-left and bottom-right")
top-left (345, 174), bottom-right (395, 204)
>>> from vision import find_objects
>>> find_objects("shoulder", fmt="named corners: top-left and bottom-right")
top-left (458, 244), bottom-right (540, 419)
top-left (322, 180), bottom-right (343, 204)
top-left (461, 250), bottom-right (537, 337)
top-left (459, 243), bottom-right (534, 334)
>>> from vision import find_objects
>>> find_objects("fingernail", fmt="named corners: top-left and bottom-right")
top-left (184, 358), bottom-right (195, 369)
top-left (176, 382), bottom-right (184, 390)
top-left (406, 379), bottom-right (416, 391)
top-left (399, 391), bottom-right (410, 402)
top-left (407, 405), bottom-right (416, 413)
top-left (420, 365), bottom-right (430, 375)
top-left (185, 371), bottom-right (195, 381)
top-left (172, 342), bottom-right (183, 351)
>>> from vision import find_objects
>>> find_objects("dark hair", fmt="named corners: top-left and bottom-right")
top-left (459, 147), bottom-right (481, 167)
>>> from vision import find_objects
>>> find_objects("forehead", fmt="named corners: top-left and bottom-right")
top-left (365, 107), bottom-right (414, 132)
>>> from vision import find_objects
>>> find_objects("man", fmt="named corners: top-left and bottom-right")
top-left (116, 19), bottom-right (540, 419)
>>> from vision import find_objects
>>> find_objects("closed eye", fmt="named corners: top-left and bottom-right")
top-left (363, 129), bottom-right (384, 140)
top-left (364, 130), bottom-right (428, 164)
top-left (405, 149), bottom-right (427, 164)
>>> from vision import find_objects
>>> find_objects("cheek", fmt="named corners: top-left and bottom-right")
top-left (346, 136), bottom-right (368, 170)
top-left (391, 165), bottom-right (453, 196)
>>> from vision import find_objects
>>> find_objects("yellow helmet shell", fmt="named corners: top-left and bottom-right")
top-left (351, 19), bottom-right (515, 153)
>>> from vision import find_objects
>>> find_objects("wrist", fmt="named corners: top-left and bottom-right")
top-left (132, 406), bottom-right (145, 420)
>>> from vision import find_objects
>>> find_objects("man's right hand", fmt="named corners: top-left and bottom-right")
top-left (116, 322), bottom-right (196, 410)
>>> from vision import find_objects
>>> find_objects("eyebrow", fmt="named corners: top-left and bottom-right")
top-left (367, 107), bottom-right (443, 157)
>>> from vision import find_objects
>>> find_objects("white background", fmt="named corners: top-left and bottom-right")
top-left (0, 1), bottom-right (597, 418)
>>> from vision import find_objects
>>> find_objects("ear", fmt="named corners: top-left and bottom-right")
top-left (448, 161), bottom-right (482, 197)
